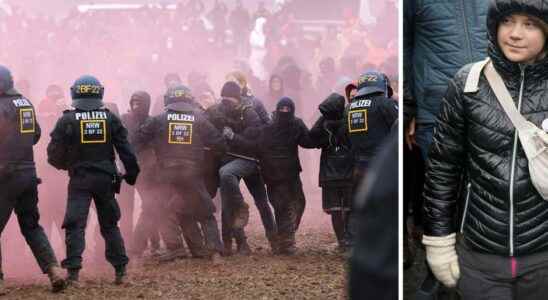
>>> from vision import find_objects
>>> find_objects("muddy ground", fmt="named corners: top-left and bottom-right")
top-left (0, 192), bottom-right (349, 300)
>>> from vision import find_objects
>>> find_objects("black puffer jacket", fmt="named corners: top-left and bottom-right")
top-left (424, 0), bottom-right (548, 257)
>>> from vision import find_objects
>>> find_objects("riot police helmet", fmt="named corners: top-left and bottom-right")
top-left (355, 71), bottom-right (393, 98)
top-left (70, 75), bottom-right (104, 111)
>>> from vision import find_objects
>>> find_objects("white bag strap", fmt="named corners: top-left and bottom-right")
top-left (464, 58), bottom-right (491, 93)
top-left (483, 61), bottom-right (530, 132)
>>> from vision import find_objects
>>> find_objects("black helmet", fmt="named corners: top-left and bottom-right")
top-left (356, 71), bottom-right (393, 98)
top-left (0, 65), bottom-right (14, 95)
top-left (70, 75), bottom-right (104, 111)
top-left (164, 85), bottom-right (194, 107)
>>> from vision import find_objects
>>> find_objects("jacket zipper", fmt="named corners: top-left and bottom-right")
top-left (460, 182), bottom-right (472, 233)
top-left (508, 67), bottom-right (526, 256)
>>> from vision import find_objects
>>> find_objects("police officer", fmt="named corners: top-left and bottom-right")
top-left (345, 71), bottom-right (398, 247)
top-left (0, 65), bottom-right (66, 293)
top-left (133, 85), bottom-right (226, 262)
top-left (47, 75), bottom-right (140, 286)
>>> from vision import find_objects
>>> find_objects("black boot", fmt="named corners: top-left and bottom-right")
top-left (47, 266), bottom-right (66, 293)
top-left (66, 269), bottom-right (81, 288)
top-left (236, 240), bottom-right (251, 256)
top-left (268, 234), bottom-right (280, 255)
top-left (114, 266), bottom-right (127, 285)
top-left (277, 235), bottom-right (297, 256)
top-left (222, 239), bottom-right (233, 257)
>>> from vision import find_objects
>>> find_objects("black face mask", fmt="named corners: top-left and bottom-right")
top-left (275, 111), bottom-right (294, 124)
top-left (222, 98), bottom-right (239, 108)
top-left (275, 97), bottom-right (296, 124)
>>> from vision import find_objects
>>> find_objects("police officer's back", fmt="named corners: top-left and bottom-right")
top-left (134, 85), bottom-right (226, 182)
top-left (47, 75), bottom-right (139, 286)
top-left (344, 71), bottom-right (398, 249)
top-left (346, 71), bottom-right (398, 175)
top-left (133, 85), bottom-right (226, 260)
top-left (0, 65), bottom-right (66, 293)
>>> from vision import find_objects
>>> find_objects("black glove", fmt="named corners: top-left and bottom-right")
top-left (123, 173), bottom-right (138, 186)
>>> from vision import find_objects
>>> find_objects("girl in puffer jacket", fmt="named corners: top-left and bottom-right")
top-left (422, 0), bottom-right (548, 298)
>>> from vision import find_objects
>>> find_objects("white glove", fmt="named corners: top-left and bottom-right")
top-left (422, 233), bottom-right (460, 288)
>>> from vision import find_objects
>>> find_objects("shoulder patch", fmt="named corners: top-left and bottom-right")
top-left (12, 98), bottom-right (32, 108)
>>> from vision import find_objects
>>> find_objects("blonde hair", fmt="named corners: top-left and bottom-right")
top-left (225, 71), bottom-right (248, 89)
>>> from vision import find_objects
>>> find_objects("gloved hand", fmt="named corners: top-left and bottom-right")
top-left (422, 233), bottom-right (460, 288)
top-left (123, 173), bottom-right (138, 186)
top-left (222, 126), bottom-right (235, 140)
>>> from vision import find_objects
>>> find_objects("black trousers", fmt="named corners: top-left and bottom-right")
top-left (322, 186), bottom-right (352, 247)
top-left (457, 239), bottom-right (548, 300)
top-left (132, 179), bottom-right (162, 255)
top-left (61, 171), bottom-right (128, 271)
top-left (0, 168), bottom-right (59, 274)
top-left (267, 177), bottom-right (306, 249)
top-left (219, 159), bottom-right (276, 245)
top-left (159, 170), bottom-right (222, 257)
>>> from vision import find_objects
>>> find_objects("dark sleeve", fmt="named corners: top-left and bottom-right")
top-left (309, 116), bottom-right (325, 139)
top-left (230, 126), bottom-right (261, 152)
top-left (253, 97), bottom-right (271, 124)
top-left (120, 113), bottom-right (130, 128)
top-left (341, 107), bottom-right (353, 148)
top-left (423, 78), bottom-right (466, 236)
top-left (296, 119), bottom-right (318, 149)
top-left (403, 0), bottom-right (417, 127)
top-left (310, 116), bottom-right (335, 148)
top-left (380, 99), bottom-right (398, 130)
top-left (111, 114), bottom-right (140, 177)
top-left (205, 106), bottom-right (225, 130)
top-left (233, 106), bottom-right (262, 142)
top-left (243, 105), bottom-right (262, 128)
top-left (47, 117), bottom-right (69, 170)
top-left (199, 116), bottom-right (227, 153)
top-left (33, 118), bottom-right (41, 145)
top-left (132, 117), bottom-right (160, 153)
top-left (0, 106), bottom-right (8, 137)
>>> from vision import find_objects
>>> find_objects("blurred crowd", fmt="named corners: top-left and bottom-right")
top-left (0, 0), bottom-right (397, 119)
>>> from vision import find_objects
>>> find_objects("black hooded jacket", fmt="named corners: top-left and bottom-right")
top-left (424, 0), bottom-right (548, 256)
top-left (122, 91), bottom-right (151, 139)
top-left (122, 91), bottom-right (157, 179)
top-left (310, 93), bottom-right (354, 187)
top-left (247, 97), bottom-right (317, 183)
